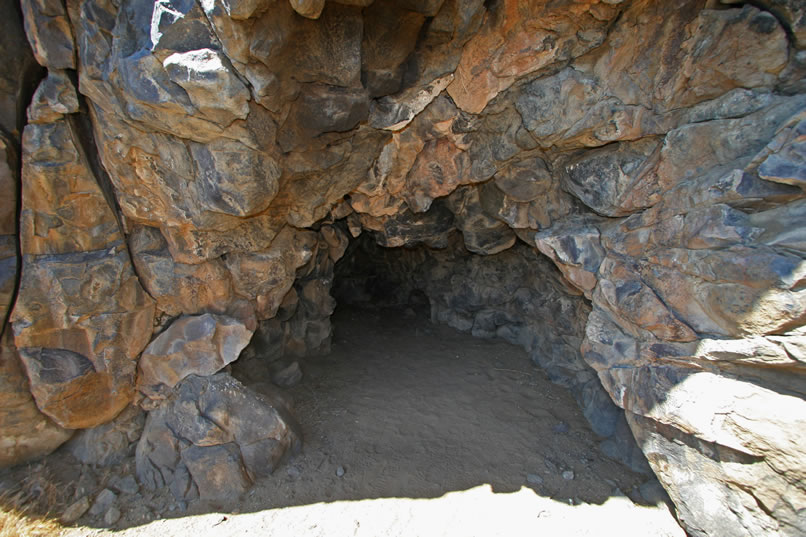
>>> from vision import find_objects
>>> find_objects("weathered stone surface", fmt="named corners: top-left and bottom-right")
top-left (278, 85), bottom-right (369, 152)
top-left (20, 119), bottom-right (121, 255)
top-left (0, 328), bottom-right (72, 467)
top-left (0, 0), bottom-right (41, 138)
top-left (225, 227), bottom-right (318, 320)
top-left (12, 244), bottom-right (155, 429)
top-left (758, 115), bottom-right (806, 191)
top-left (135, 373), bottom-right (302, 500)
top-left (3, 0), bottom-right (805, 535)
top-left (532, 217), bottom-right (605, 298)
top-left (130, 226), bottom-right (234, 317)
top-left (163, 49), bottom-right (250, 125)
top-left (628, 399), bottom-right (805, 537)
top-left (27, 70), bottom-right (79, 124)
top-left (361, 2), bottom-right (425, 98)
top-left (562, 138), bottom-right (663, 217)
top-left (447, 0), bottom-right (618, 114)
top-left (21, 0), bottom-right (76, 69)
top-left (447, 186), bottom-right (516, 255)
top-left (369, 74), bottom-right (453, 131)
top-left (67, 405), bottom-right (145, 466)
top-left (137, 314), bottom-right (253, 403)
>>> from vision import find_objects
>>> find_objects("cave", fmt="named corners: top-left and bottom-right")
top-left (1, 0), bottom-right (805, 536)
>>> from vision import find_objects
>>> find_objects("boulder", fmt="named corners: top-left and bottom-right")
top-left (12, 244), bottom-right (154, 429)
top-left (137, 314), bottom-right (254, 403)
top-left (0, 328), bottom-right (72, 467)
top-left (20, 0), bottom-right (76, 69)
top-left (20, 119), bottom-right (122, 255)
top-left (67, 405), bottom-right (145, 466)
top-left (135, 373), bottom-right (302, 500)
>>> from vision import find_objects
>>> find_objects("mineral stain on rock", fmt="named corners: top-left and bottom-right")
top-left (0, 0), bottom-right (804, 536)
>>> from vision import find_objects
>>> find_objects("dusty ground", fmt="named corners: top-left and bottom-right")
top-left (2, 306), bottom-right (685, 537)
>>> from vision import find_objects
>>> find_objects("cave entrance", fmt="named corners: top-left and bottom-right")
top-left (231, 230), bottom-right (661, 512)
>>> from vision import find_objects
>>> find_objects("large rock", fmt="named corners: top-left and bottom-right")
top-left (135, 373), bottom-right (302, 500)
top-left (67, 405), bottom-right (145, 466)
top-left (12, 103), bottom-right (154, 430)
top-left (12, 245), bottom-right (155, 429)
top-left (129, 226), bottom-right (234, 317)
top-left (4, 0), bottom-right (806, 535)
top-left (20, 0), bottom-right (76, 69)
top-left (0, 328), bottom-right (72, 467)
top-left (20, 118), bottom-right (122, 255)
top-left (137, 314), bottom-right (253, 404)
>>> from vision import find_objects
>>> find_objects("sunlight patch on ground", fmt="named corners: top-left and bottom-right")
top-left (67, 485), bottom-right (685, 537)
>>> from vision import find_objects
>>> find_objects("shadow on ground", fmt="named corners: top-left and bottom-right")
top-left (0, 306), bottom-right (676, 534)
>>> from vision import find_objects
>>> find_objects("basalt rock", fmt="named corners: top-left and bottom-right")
top-left (135, 373), bottom-right (302, 500)
top-left (0, 328), bottom-right (72, 467)
top-left (1, 1), bottom-right (805, 535)
top-left (137, 314), bottom-right (253, 405)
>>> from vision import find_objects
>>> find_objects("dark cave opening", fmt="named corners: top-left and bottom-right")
top-left (233, 227), bottom-right (653, 477)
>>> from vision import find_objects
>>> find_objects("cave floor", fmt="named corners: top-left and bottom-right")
top-left (7, 306), bottom-right (684, 537)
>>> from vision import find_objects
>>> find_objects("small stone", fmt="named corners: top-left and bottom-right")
top-left (562, 470), bottom-right (575, 481)
top-left (526, 473), bottom-right (543, 485)
top-left (103, 507), bottom-right (121, 526)
top-left (109, 475), bottom-right (139, 495)
top-left (336, 465), bottom-right (345, 477)
top-left (271, 361), bottom-right (303, 388)
top-left (89, 489), bottom-right (117, 517)
top-left (552, 422), bottom-right (570, 434)
top-left (177, 501), bottom-right (188, 512)
top-left (61, 496), bottom-right (90, 524)
top-left (287, 466), bottom-right (301, 479)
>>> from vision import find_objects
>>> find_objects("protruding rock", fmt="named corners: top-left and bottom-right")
top-left (0, 328), bottom-right (72, 467)
top-left (163, 49), bottom-right (250, 124)
top-left (136, 373), bottom-right (302, 500)
top-left (448, 0), bottom-right (617, 114)
top-left (289, 0), bottom-right (325, 19)
top-left (27, 70), bottom-right (79, 124)
top-left (67, 405), bottom-right (145, 466)
top-left (20, 120), bottom-right (122, 255)
top-left (12, 245), bottom-right (155, 429)
top-left (130, 226), bottom-right (234, 317)
top-left (137, 314), bottom-right (254, 403)
top-left (758, 117), bottom-right (806, 191)
top-left (226, 227), bottom-right (319, 320)
top-left (20, 0), bottom-right (76, 69)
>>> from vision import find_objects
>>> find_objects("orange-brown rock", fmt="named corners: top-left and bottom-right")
top-left (447, 0), bottom-right (619, 114)
top-left (0, 328), bottom-right (73, 466)
top-left (12, 244), bottom-right (155, 429)
top-left (130, 226), bottom-right (234, 317)
top-left (20, 119), bottom-right (121, 255)
top-left (137, 314), bottom-right (253, 404)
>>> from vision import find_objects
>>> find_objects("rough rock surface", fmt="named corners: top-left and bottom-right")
top-left (135, 373), bottom-right (302, 500)
top-left (66, 405), bottom-right (145, 466)
top-left (0, 328), bottom-right (72, 466)
top-left (137, 314), bottom-right (253, 404)
top-left (0, 0), bottom-right (804, 535)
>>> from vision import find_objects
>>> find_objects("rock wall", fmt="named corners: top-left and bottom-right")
top-left (0, 0), bottom-right (804, 535)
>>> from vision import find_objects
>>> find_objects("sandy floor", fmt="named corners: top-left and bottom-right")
top-left (6, 306), bottom-right (685, 537)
